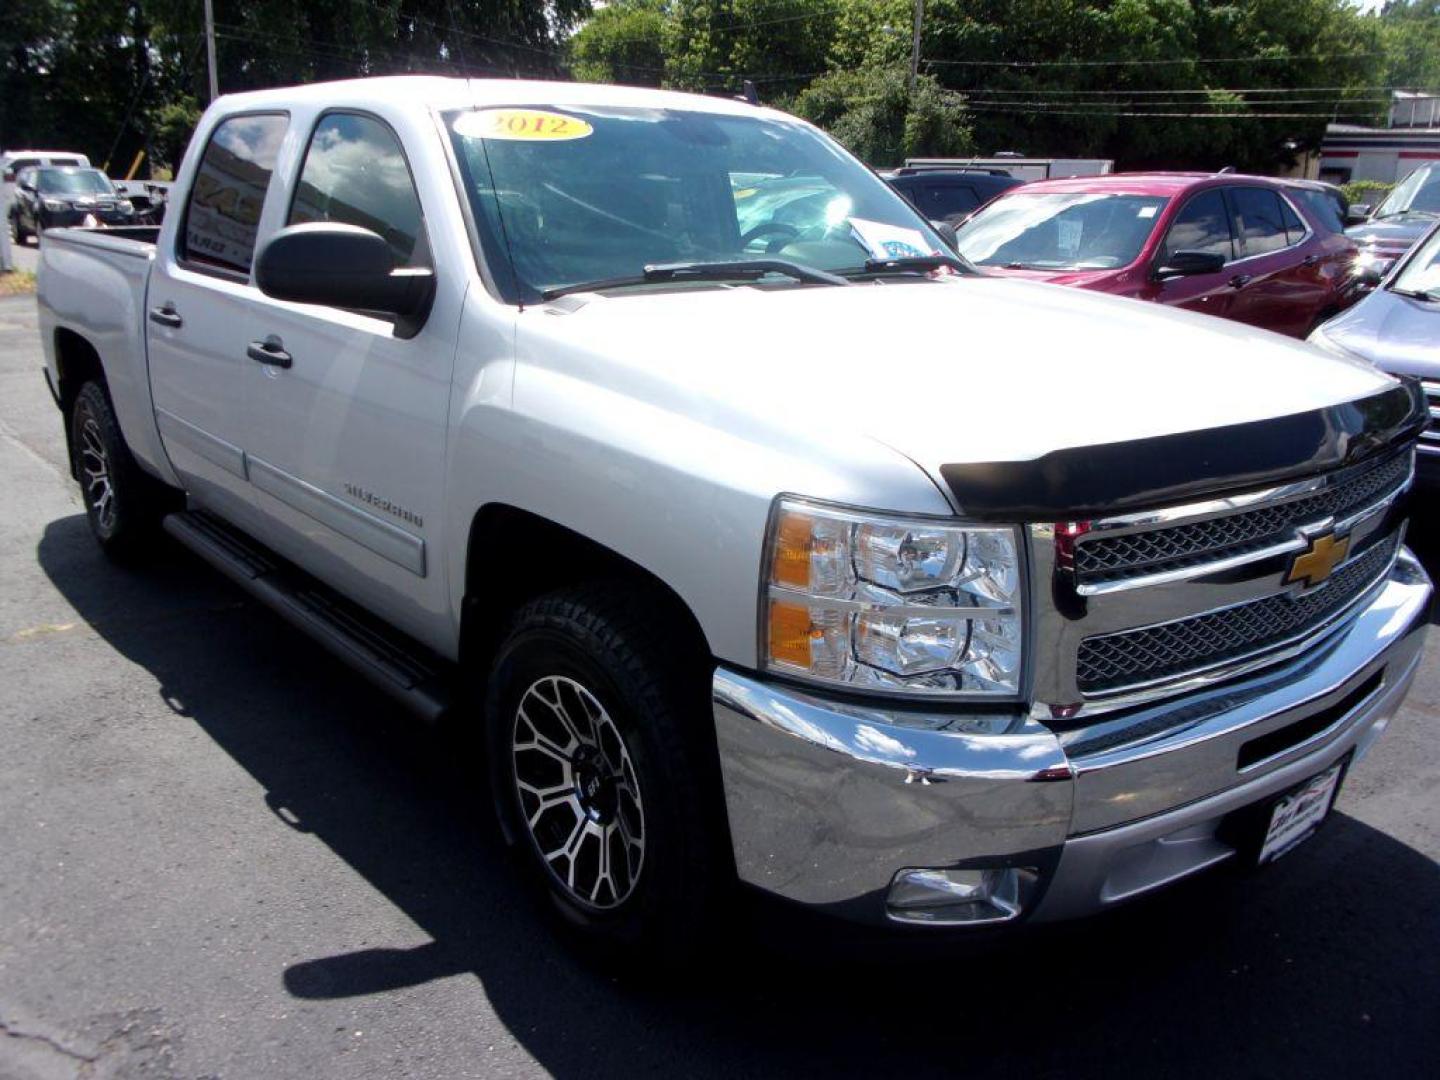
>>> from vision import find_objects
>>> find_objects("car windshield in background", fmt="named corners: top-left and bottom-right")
top-left (446, 106), bottom-right (949, 301)
top-left (37, 168), bottom-right (114, 195)
top-left (956, 192), bottom-right (1169, 271)
top-left (1390, 225), bottom-right (1440, 300)
top-left (1373, 165), bottom-right (1440, 221)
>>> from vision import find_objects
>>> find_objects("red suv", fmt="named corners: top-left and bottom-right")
top-left (952, 172), bottom-right (1359, 337)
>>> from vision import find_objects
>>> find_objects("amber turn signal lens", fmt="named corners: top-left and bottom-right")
top-left (771, 511), bottom-right (814, 589)
top-left (768, 599), bottom-right (816, 669)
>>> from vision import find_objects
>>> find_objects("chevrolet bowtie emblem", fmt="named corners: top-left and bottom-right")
top-left (1286, 531), bottom-right (1350, 589)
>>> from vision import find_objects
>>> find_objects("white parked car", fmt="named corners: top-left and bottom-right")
top-left (34, 77), bottom-right (1432, 956)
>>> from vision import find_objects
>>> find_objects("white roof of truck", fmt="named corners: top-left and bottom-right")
top-left (208, 75), bottom-right (786, 121)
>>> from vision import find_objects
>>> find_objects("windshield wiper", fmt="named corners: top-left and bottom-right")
top-left (540, 259), bottom-right (849, 301)
top-left (845, 253), bottom-right (968, 278)
top-left (1376, 209), bottom-right (1439, 221)
top-left (1390, 286), bottom-right (1440, 302)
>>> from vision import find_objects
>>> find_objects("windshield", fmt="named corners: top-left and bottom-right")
top-left (38, 168), bottom-right (114, 195)
top-left (1373, 165), bottom-right (1440, 220)
top-left (446, 105), bottom-right (950, 301)
top-left (1390, 225), bottom-right (1440, 299)
top-left (955, 192), bottom-right (1168, 270)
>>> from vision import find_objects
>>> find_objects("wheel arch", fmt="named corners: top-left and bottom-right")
top-left (459, 503), bottom-right (715, 682)
top-left (52, 327), bottom-right (106, 477)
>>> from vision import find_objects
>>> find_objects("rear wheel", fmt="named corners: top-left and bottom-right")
top-left (70, 381), bottom-right (172, 558)
top-left (485, 583), bottom-right (724, 963)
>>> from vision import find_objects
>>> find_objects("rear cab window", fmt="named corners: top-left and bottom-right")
top-left (181, 113), bottom-right (289, 278)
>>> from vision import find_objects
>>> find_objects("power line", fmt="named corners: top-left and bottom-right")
top-left (961, 104), bottom-right (1387, 119)
top-left (956, 84), bottom-right (1432, 96)
top-left (924, 51), bottom-right (1389, 68)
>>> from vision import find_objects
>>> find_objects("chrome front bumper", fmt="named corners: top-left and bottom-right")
top-left (714, 549), bottom-right (1432, 926)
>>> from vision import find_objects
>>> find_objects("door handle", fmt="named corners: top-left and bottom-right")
top-left (246, 336), bottom-right (292, 369)
top-left (1302, 254), bottom-right (1320, 266)
top-left (1228, 274), bottom-right (1253, 289)
top-left (148, 303), bottom-right (182, 328)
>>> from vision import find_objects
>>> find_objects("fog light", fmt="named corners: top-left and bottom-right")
top-left (886, 867), bottom-right (1033, 925)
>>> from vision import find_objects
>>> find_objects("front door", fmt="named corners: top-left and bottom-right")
top-left (147, 112), bottom-right (289, 518)
top-left (240, 111), bottom-right (458, 648)
top-left (1145, 188), bottom-right (1236, 320)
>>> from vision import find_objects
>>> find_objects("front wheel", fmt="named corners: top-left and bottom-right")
top-left (485, 584), bottom-right (725, 962)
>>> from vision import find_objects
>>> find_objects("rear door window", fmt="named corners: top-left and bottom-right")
top-left (288, 112), bottom-right (429, 268)
top-left (1228, 187), bottom-right (1290, 258)
top-left (1278, 195), bottom-right (1307, 244)
top-left (1161, 189), bottom-right (1233, 263)
top-left (181, 113), bottom-right (288, 276)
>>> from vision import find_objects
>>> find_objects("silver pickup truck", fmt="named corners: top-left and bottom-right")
top-left (35, 76), bottom-right (1432, 956)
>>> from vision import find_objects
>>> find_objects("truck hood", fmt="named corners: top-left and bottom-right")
top-left (521, 276), bottom-right (1396, 491)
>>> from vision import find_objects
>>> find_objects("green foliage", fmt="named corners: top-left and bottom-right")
top-left (0, 0), bottom-right (593, 174)
top-left (1341, 179), bottom-right (1396, 205)
top-left (791, 67), bottom-right (973, 166)
top-left (3, 0), bottom-right (1437, 181)
top-left (570, 1), bottom-right (667, 87)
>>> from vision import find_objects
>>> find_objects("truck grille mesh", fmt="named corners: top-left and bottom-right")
top-left (1073, 450), bottom-right (1410, 585)
top-left (1075, 533), bottom-right (1399, 694)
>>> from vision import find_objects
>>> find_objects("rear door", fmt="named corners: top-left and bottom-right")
top-left (1146, 188), bottom-right (1236, 320)
top-left (147, 112), bottom-right (290, 517)
top-left (239, 110), bottom-right (459, 646)
top-left (1223, 186), bottom-right (1327, 337)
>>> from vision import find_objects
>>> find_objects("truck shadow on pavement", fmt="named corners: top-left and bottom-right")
top-left (37, 511), bottom-right (1440, 1080)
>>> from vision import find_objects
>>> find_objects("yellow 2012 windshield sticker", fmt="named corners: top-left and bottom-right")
top-left (455, 109), bottom-right (594, 141)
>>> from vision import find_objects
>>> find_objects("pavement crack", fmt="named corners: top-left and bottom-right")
top-left (0, 1013), bottom-right (98, 1066)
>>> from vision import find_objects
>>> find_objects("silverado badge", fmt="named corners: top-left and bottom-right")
top-left (1286, 531), bottom-right (1350, 590)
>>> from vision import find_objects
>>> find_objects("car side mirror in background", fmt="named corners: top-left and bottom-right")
top-left (254, 223), bottom-right (435, 339)
top-left (1352, 261), bottom-right (1385, 289)
top-left (1155, 249), bottom-right (1227, 279)
top-left (930, 219), bottom-right (959, 250)
top-left (1346, 203), bottom-right (1372, 225)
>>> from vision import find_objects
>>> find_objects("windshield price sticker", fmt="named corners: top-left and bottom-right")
top-left (456, 109), bottom-right (594, 141)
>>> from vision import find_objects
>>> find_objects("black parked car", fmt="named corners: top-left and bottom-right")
top-left (880, 167), bottom-right (1024, 227)
top-left (9, 166), bottom-right (138, 243)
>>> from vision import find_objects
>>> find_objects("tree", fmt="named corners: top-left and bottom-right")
top-left (1379, 1), bottom-right (1440, 90)
top-left (790, 66), bottom-right (974, 166)
top-left (570, 0), bottom-right (667, 87)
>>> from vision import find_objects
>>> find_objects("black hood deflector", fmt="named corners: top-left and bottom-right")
top-left (940, 380), bottom-right (1426, 521)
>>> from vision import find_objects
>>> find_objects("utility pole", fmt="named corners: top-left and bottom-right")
top-left (203, 0), bottom-right (219, 102)
top-left (909, 0), bottom-right (924, 94)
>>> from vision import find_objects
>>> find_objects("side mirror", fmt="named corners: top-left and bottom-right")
top-left (254, 223), bottom-right (434, 339)
top-left (1352, 261), bottom-right (1384, 289)
top-left (1155, 249), bottom-right (1226, 279)
top-left (930, 219), bottom-right (959, 250)
top-left (2, 169), bottom-right (13, 183)
top-left (1346, 203), bottom-right (1371, 225)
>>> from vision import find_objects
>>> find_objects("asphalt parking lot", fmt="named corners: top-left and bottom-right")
top-left (0, 291), bottom-right (1437, 1080)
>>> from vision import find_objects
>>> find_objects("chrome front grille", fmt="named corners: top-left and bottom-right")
top-left (1075, 532), bottom-right (1400, 694)
top-left (1073, 449), bottom-right (1411, 586)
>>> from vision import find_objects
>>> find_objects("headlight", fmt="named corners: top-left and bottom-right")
top-left (118, 199), bottom-right (134, 213)
top-left (42, 198), bottom-right (66, 211)
top-left (762, 499), bottom-right (1024, 697)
